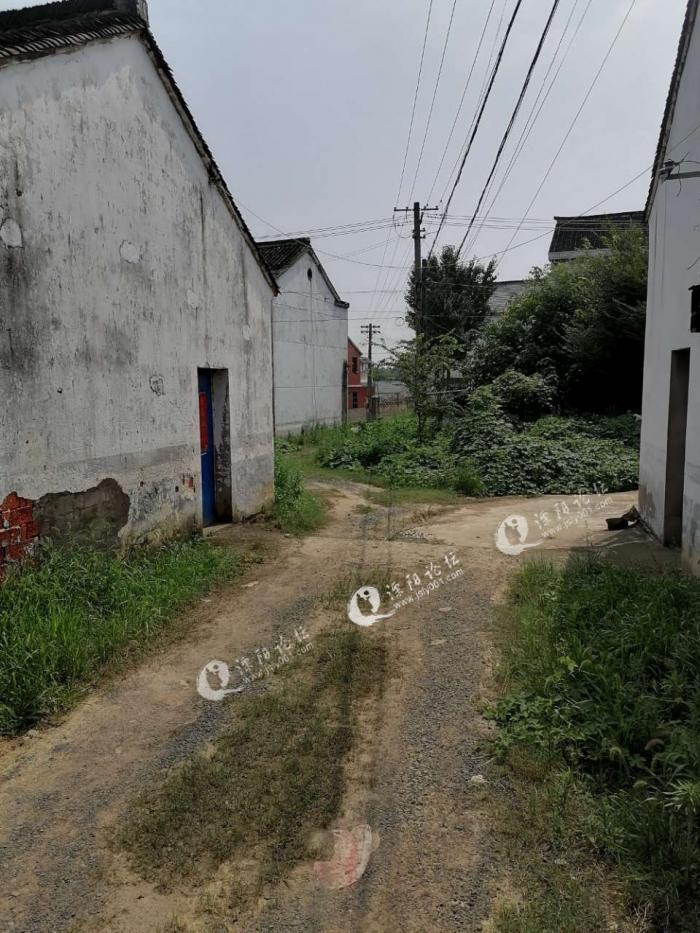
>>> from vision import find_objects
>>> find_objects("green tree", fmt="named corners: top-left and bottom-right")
top-left (383, 334), bottom-right (460, 442)
top-left (464, 227), bottom-right (648, 413)
top-left (405, 246), bottom-right (497, 349)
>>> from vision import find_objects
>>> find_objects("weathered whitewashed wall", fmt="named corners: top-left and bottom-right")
top-left (272, 258), bottom-right (347, 435)
top-left (0, 34), bottom-right (275, 550)
top-left (640, 19), bottom-right (700, 575)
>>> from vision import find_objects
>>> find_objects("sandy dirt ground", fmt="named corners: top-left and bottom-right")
top-left (0, 483), bottom-right (670, 932)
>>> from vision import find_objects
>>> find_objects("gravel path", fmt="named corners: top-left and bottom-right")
top-left (0, 483), bottom-right (651, 932)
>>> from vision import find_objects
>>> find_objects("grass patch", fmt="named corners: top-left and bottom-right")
top-left (490, 557), bottom-right (700, 931)
top-left (0, 539), bottom-right (243, 735)
top-left (270, 451), bottom-right (327, 535)
top-left (118, 624), bottom-right (387, 905)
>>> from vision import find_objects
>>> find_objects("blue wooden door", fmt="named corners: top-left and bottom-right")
top-left (198, 371), bottom-right (216, 526)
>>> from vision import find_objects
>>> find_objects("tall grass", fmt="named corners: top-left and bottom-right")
top-left (0, 540), bottom-right (241, 735)
top-left (492, 557), bottom-right (700, 929)
top-left (271, 451), bottom-right (326, 535)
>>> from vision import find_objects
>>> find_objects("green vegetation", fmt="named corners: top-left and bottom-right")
top-left (302, 408), bottom-right (638, 498)
top-left (119, 624), bottom-right (387, 907)
top-left (0, 540), bottom-right (243, 735)
top-left (490, 558), bottom-right (700, 930)
top-left (464, 227), bottom-right (648, 414)
top-left (270, 451), bottom-right (327, 535)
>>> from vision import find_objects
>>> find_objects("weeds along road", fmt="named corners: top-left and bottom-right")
top-left (0, 481), bottom-right (651, 933)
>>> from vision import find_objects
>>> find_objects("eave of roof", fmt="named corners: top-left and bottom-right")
top-left (257, 237), bottom-right (349, 309)
top-left (0, 0), bottom-right (278, 294)
top-left (548, 211), bottom-right (645, 256)
top-left (646, 0), bottom-right (700, 220)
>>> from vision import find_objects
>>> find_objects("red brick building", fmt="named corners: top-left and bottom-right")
top-left (347, 339), bottom-right (369, 412)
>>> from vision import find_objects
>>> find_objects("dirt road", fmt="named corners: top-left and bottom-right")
top-left (0, 483), bottom-right (660, 932)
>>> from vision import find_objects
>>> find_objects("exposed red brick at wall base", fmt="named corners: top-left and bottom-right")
top-left (0, 492), bottom-right (39, 574)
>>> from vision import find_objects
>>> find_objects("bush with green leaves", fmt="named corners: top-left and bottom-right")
top-left (491, 369), bottom-right (556, 421)
top-left (452, 389), bottom-right (638, 496)
top-left (491, 558), bottom-right (700, 928)
top-left (463, 227), bottom-right (648, 413)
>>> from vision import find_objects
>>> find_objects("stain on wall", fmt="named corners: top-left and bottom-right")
top-left (34, 479), bottom-right (130, 550)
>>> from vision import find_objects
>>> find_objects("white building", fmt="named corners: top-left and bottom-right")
top-left (640, 0), bottom-right (700, 574)
top-left (0, 0), bottom-right (278, 564)
top-left (257, 238), bottom-right (349, 436)
top-left (488, 279), bottom-right (528, 314)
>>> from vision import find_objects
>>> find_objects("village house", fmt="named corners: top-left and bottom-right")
top-left (488, 279), bottom-right (527, 314)
top-left (347, 338), bottom-right (369, 418)
top-left (640, 0), bottom-right (700, 575)
top-left (0, 0), bottom-right (278, 566)
top-left (256, 238), bottom-right (349, 435)
top-left (548, 211), bottom-right (645, 263)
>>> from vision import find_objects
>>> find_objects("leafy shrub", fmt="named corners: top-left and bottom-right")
top-left (317, 415), bottom-right (419, 472)
top-left (491, 558), bottom-right (700, 927)
top-left (453, 396), bottom-right (639, 496)
top-left (529, 413), bottom-right (641, 449)
top-left (314, 404), bottom-right (638, 498)
top-left (491, 369), bottom-right (556, 421)
top-left (450, 461), bottom-right (485, 496)
top-left (272, 452), bottom-right (326, 534)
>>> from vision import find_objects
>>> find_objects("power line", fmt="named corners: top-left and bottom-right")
top-left (496, 0), bottom-right (638, 266)
top-left (461, 0), bottom-right (589, 258)
top-left (369, 0), bottom-right (436, 315)
top-left (396, 0), bottom-right (436, 206)
top-left (436, 0), bottom-right (510, 209)
top-left (429, 0), bottom-right (526, 256)
top-left (408, 0), bottom-right (460, 200)
top-left (455, 0), bottom-right (563, 258)
top-left (426, 0), bottom-right (499, 204)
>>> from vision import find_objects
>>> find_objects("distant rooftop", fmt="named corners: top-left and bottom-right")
top-left (257, 238), bottom-right (349, 309)
top-left (548, 211), bottom-right (646, 260)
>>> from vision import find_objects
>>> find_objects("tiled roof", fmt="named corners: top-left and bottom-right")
top-left (0, 0), bottom-right (277, 292)
top-left (646, 0), bottom-right (700, 217)
top-left (0, 1), bottom-right (146, 61)
top-left (549, 211), bottom-right (645, 256)
top-left (257, 238), bottom-right (349, 309)
top-left (256, 239), bottom-right (311, 275)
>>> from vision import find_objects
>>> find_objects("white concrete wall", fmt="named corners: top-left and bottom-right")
top-left (640, 21), bottom-right (700, 574)
top-left (272, 257), bottom-right (348, 435)
top-left (0, 35), bottom-right (275, 545)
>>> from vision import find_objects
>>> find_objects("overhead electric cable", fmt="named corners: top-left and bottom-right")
top-left (407, 0), bottom-right (460, 199)
top-left (427, 0), bottom-right (499, 204)
top-left (461, 0), bottom-right (589, 257)
top-left (455, 0), bottom-right (562, 258)
top-left (429, 0), bottom-right (526, 255)
top-left (496, 0), bottom-right (638, 265)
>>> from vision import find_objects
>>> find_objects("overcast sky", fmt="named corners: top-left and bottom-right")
top-left (2, 0), bottom-right (689, 354)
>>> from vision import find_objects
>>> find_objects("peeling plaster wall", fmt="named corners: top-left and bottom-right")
top-left (272, 258), bottom-right (348, 436)
top-left (640, 20), bottom-right (700, 575)
top-left (0, 35), bottom-right (274, 549)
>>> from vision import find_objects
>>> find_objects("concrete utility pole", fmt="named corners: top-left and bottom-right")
top-left (361, 323), bottom-right (380, 421)
top-left (393, 201), bottom-right (439, 335)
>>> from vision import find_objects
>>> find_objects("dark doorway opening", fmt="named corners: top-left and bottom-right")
top-left (197, 368), bottom-right (232, 527)
top-left (664, 348), bottom-right (690, 547)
